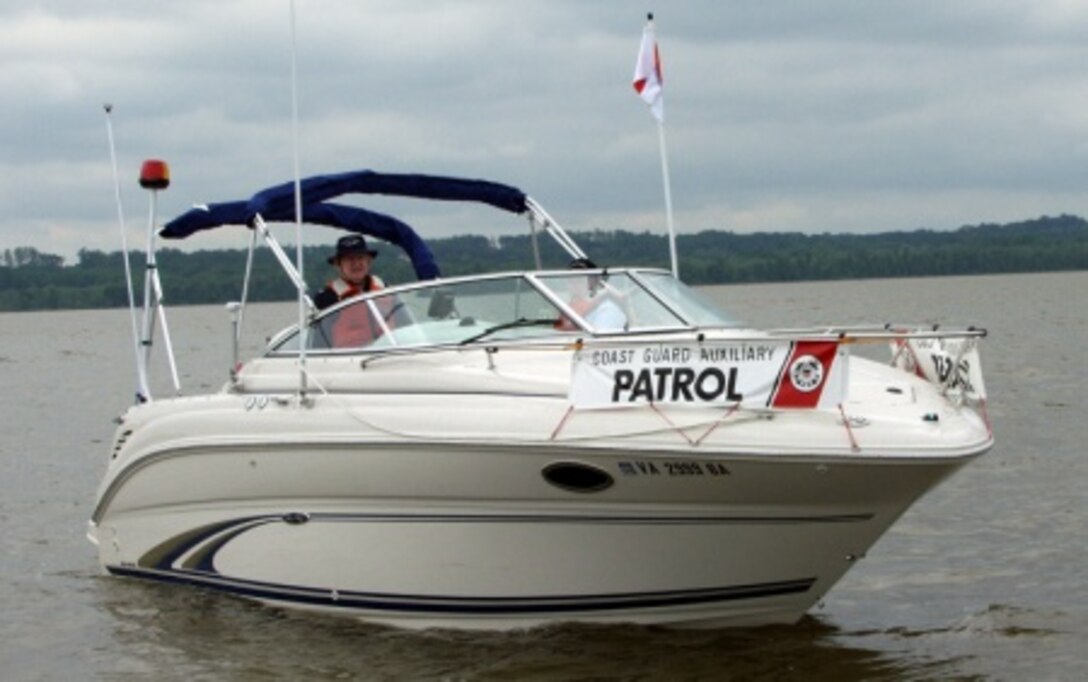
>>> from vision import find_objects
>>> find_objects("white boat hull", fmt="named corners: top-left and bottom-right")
top-left (91, 422), bottom-right (982, 629)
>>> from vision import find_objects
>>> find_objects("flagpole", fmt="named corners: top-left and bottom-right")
top-left (657, 114), bottom-right (679, 278)
top-left (635, 13), bottom-right (679, 278)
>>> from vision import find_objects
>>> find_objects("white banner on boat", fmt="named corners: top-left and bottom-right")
top-left (891, 336), bottom-right (987, 401)
top-left (569, 340), bottom-right (849, 410)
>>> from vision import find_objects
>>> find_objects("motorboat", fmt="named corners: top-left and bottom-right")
top-left (88, 169), bottom-right (993, 630)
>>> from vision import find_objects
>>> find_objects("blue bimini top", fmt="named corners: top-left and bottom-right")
top-left (160, 170), bottom-right (530, 281)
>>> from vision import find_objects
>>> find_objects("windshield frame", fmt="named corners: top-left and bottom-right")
top-left (264, 268), bottom-right (732, 356)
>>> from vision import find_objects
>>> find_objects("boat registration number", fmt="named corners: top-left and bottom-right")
top-left (618, 460), bottom-right (731, 477)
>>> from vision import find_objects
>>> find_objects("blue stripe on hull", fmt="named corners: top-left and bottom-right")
top-left (107, 565), bottom-right (815, 616)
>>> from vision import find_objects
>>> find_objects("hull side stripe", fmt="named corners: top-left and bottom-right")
top-left (106, 565), bottom-right (816, 615)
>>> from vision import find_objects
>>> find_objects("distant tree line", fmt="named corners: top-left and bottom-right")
top-left (1, 214), bottom-right (1086, 312)
top-left (2, 246), bottom-right (65, 269)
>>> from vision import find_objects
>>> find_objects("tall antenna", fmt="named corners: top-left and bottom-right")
top-left (103, 104), bottom-right (150, 402)
top-left (290, 0), bottom-right (309, 400)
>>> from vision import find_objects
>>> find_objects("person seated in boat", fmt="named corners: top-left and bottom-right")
top-left (314, 234), bottom-right (392, 347)
top-left (314, 234), bottom-right (384, 310)
top-left (555, 258), bottom-right (628, 332)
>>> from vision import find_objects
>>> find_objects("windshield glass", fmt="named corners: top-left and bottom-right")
top-left (535, 270), bottom-right (688, 332)
top-left (635, 272), bottom-right (738, 327)
top-left (267, 269), bottom-right (736, 354)
top-left (271, 275), bottom-right (566, 352)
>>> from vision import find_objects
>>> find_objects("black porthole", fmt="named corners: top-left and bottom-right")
top-left (542, 462), bottom-right (614, 493)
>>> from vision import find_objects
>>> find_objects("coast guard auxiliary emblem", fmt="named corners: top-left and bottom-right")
top-left (789, 355), bottom-right (824, 393)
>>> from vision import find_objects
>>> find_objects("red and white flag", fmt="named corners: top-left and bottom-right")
top-left (632, 19), bottom-right (664, 121)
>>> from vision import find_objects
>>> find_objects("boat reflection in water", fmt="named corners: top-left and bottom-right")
top-left (88, 170), bottom-right (993, 630)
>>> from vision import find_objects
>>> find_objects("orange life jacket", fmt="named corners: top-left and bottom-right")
top-left (327, 274), bottom-right (384, 302)
top-left (328, 275), bottom-right (388, 347)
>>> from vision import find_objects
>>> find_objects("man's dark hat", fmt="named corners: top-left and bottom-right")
top-left (328, 234), bottom-right (378, 264)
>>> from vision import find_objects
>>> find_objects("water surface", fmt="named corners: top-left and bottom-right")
top-left (1, 271), bottom-right (1084, 680)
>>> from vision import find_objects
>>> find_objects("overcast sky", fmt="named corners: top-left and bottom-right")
top-left (5, 0), bottom-right (1088, 262)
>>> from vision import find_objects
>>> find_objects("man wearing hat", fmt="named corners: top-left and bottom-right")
top-left (314, 234), bottom-right (384, 311)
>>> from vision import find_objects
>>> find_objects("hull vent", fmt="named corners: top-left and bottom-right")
top-left (542, 462), bottom-right (614, 493)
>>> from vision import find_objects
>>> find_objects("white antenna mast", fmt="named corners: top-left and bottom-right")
top-left (290, 0), bottom-right (309, 401)
top-left (103, 104), bottom-right (150, 402)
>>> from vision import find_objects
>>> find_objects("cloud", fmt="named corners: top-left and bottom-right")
top-left (5, 0), bottom-right (1088, 263)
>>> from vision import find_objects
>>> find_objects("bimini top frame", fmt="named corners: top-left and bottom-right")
top-left (161, 169), bottom-right (588, 288)
top-left (153, 170), bottom-right (590, 396)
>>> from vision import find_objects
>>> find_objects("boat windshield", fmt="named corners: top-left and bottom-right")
top-left (268, 270), bottom-right (732, 354)
top-left (534, 270), bottom-right (689, 332)
top-left (634, 271), bottom-right (738, 327)
top-left (272, 275), bottom-right (564, 353)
